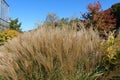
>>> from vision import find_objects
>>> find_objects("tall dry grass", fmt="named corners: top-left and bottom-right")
top-left (0, 25), bottom-right (104, 80)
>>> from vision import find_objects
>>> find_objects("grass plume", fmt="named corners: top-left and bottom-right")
top-left (0, 25), bottom-right (103, 80)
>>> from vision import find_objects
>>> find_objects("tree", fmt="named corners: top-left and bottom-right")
top-left (82, 1), bottom-right (116, 35)
top-left (111, 3), bottom-right (120, 29)
top-left (44, 13), bottom-right (59, 27)
top-left (9, 18), bottom-right (22, 32)
top-left (59, 18), bottom-right (69, 25)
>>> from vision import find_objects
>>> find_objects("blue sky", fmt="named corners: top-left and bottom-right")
top-left (6, 0), bottom-right (120, 31)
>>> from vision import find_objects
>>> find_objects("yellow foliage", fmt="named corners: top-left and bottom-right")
top-left (0, 30), bottom-right (20, 45)
top-left (106, 32), bottom-right (115, 59)
top-left (102, 31), bottom-right (120, 65)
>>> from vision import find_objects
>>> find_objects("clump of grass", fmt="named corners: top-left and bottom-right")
top-left (0, 24), bottom-right (103, 80)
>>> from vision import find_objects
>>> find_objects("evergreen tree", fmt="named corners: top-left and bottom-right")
top-left (111, 3), bottom-right (120, 29)
top-left (9, 18), bottom-right (22, 32)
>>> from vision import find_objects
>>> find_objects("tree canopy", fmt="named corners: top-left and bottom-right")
top-left (9, 18), bottom-right (22, 32)
top-left (111, 3), bottom-right (120, 29)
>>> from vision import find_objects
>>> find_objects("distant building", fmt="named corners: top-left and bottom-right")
top-left (0, 0), bottom-right (9, 30)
